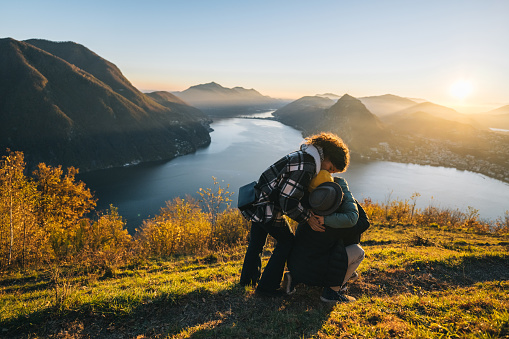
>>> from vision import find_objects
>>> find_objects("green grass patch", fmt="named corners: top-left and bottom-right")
top-left (1, 225), bottom-right (508, 338)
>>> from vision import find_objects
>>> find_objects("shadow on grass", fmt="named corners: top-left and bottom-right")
top-left (0, 274), bottom-right (53, 295)
top-left (362, 239), bottom-right (394, 246)
top-left (0, 274), bottom-right (39, 287)
top-left (1, 283), bottom-right (334, 339)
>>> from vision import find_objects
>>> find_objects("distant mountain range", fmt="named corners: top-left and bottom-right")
top-left (172, 82), bottom-right (289, 116)
top-left (276, 92), bottom-right (509, 129)
top-left (0, 38), bottom-right (211, 172)
top-left (358, 94), bottom-right (417, 117)
top-left (273, 92), bottom-right (509, 156)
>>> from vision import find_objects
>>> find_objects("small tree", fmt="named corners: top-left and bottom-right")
top-left (0, 149), bottom-right (40, 268)
top-left (75, 205), bottom-right (132, 270)
top-left (383, 190), bottom-right (393, 224)
top-left (410, 192), bottom-right (421, 223)
top-left (33, 163), bottom-right (96, 261)
top-left (198, 177), bottom-right (234, 247)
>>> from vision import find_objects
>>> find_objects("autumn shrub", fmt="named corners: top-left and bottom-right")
top-left (75, 206), bottom-right (132, 271)
top-left (136, 197), bottom-right (210, 257)
top-left (198, 176), bottom-right (234, 247)
top-left (418, 205), bottom-right (446, 227)
top-left (362, 198), bottom-right (385, 224)
top-left (362, 194), bottom-right (496, 234)
top-left (387, 199), bottom-right (412, 225)
top-left (494, 211), bottom-right (509, 234)
top-left (460, 206), bottom-right (491, 233)
top-left (211, 207), bottom-right (250, 250)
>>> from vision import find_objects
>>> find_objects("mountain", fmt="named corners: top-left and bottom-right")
top-left (316, 93), bottom-right (341, 100)
top-left (469, 105), bottom-right (509, 130)
top-left (24, 39), bottom-right (164, 114)
top-left (486, 105), bottom-right (509, 115)
top-left (274, 94), bottom-right (386, 152)
top-left (273, 96), bottom-right (335, 132)
top-left (173, 82), bottom-right (287, 116)
top-left (385, 101), bottom-right (476, 126)
top-left (0, 38), bottom-right (211, 172)
top-left (318, 94), bottom-right (386, 151)
top-left (358, 94), bottom-right (417, 117)
top-left (145, 91), bottom-right (211, 123)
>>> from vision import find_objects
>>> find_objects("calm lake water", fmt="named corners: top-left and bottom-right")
top-left (80, 112), bottom-right (509, 233)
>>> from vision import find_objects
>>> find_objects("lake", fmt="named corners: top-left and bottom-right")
top-left (79, 112), bottom-right (509, 233)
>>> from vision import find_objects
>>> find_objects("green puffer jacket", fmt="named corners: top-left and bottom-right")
top-left (287, 177), bottom-right (361, 287)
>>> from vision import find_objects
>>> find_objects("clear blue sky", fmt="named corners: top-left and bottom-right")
top-left (3, 0), bottom-right (509, 113)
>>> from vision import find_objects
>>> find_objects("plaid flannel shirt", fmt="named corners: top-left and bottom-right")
top-left (242, 150), bottom-right (316, 226)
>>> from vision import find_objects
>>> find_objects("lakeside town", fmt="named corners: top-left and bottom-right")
top-left (367, 130), bottom-right (509, 184)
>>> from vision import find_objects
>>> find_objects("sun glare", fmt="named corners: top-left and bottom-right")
top-left (450, 80), bottom-right (473, 100)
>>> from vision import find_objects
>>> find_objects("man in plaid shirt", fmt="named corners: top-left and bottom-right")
top-left (240, 132), bottom-right (350, 297)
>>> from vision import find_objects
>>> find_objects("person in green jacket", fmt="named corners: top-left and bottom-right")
top-left (286, 170), bottom-right (369, 303)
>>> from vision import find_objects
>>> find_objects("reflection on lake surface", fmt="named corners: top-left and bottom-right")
top-left (80, 115), bottom-right (509, 233)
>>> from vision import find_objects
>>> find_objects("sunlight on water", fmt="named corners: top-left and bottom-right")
top-left (342, 161), bottom-right (509, 220)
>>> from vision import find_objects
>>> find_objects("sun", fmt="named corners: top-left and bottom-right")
top-left (449, 80), bottom-right (473, 100)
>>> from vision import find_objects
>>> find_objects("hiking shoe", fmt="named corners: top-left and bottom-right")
top-left (282, 271), bottom-right (296, 295)
top-left (255, 287), bottom-right (285, 298)
top-left (320, 287), bottom-right (356, 303)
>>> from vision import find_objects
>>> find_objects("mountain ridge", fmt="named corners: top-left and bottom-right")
top-left (320, 94), bottom-right (386, 151)
top-left (274, 94), bottom-right (388, 153)
top-left (0, 38), bottom-right (211, 172)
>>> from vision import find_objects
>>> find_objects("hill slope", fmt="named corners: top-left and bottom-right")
top-left (24, 39), bottom-right (165, 114)
top-left (273, 96), bottom-right (335, 131)
top-left (0, 38), bottom-right (211, 171)
top-left (3, 223), bottom-right (508, 338)
top-left (385, 101), bottom-right (477, 126)
top-left (319, 94), bottom-right (387, 151)
top-left (145, 90), bottom-right (211, 123)
top-left (470, 105), bottom-right (509, 130)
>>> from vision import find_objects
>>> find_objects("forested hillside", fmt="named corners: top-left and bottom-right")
top-left (0, 38), bottom-right (211, 172)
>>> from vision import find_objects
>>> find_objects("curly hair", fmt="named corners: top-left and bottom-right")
top-left (305, 132), bottom-right (350, 172)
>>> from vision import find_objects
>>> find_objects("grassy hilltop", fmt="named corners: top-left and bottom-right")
top-left (1, 151), bottom-right (508, 338)
top-left (1, 223), bottom-right (508, 338)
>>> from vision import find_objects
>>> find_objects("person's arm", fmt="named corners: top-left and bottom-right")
top-left (278, 167), bottom-right (314, 224)
top-left (323, 177), bottom-right (359, 228)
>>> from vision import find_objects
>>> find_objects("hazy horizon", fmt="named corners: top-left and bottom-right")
top-left (3, 0), bottom-right (509, 114)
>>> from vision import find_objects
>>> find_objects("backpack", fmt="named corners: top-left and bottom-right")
top-left (337, 200), bottom-right (371, 246)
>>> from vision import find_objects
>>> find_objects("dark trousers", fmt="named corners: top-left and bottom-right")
top-left (240, 219), bottom-right (294, 291)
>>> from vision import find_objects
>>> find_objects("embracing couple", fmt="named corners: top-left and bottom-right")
top-left (239, 132), bottom-right (370, 303)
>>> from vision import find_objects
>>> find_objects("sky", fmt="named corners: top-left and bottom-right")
top-left (3, 0), bottom-right (509, 113)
